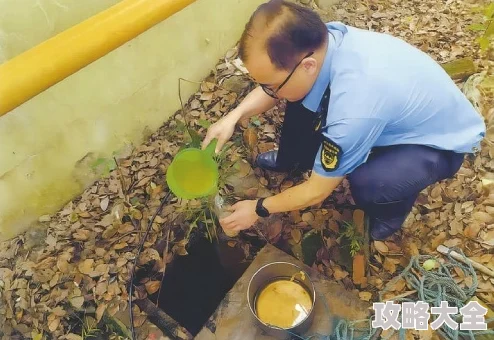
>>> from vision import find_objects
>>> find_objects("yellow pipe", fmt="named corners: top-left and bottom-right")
top-left (0, 0), bottom-right (196, 117)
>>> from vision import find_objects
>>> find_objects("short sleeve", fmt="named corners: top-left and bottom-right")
top-left (312, 118), bottom-right (386, 177)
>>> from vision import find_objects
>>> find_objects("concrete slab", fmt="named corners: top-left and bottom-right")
top-left (196, 244), bottom-right (371, 340)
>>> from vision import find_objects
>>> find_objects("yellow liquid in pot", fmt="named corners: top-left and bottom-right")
top-left (255, 279), bottom-right (313, 329)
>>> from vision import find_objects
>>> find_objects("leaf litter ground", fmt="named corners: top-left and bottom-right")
top-left (1, 0), bottom-right (493, 339)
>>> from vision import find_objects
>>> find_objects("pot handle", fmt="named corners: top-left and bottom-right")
top-left (204, 138), bottom-right (218, 157)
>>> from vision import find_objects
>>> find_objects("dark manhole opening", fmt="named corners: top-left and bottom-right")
top-left (147, 225), bottom-right (264, 336)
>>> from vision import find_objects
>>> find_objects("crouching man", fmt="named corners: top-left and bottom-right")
top-left (202, 0), bottom-right (485, 240)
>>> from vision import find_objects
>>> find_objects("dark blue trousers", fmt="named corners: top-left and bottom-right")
top-left (276, 101), bottom-right (465, 230)
top-left (348, 144), bottom-right (464, 229)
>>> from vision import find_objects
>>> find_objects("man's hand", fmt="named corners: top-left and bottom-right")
top-left (219, 200), bottom-right (258, 232)
top-left (201, 114), bottom-right (238, 154)
top-left (202, 87), bottom-right (278, 154)
top-left (219, 173), bottom-right (343, 232)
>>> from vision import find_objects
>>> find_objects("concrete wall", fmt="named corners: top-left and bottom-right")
top-left (0, 0), bottom-right (121, 63)
top-left (0, 0), bottom-right (265, 241)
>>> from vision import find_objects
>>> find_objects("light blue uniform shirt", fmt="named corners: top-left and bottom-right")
top-left (305, 22), bottom-right (486, 177)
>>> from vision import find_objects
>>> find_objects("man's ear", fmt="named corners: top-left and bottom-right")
top-left (302, 58), bottom-right (318, 75)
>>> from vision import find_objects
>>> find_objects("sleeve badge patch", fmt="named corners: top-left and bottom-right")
top-left (321, 137), bottom-right (342, 171)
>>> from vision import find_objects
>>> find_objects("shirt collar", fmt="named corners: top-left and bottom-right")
top-left (301, 22), bottom-right (347, 112)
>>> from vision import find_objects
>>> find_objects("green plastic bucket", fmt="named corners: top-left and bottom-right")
top-left (166, 139), bottom-right (219, 199)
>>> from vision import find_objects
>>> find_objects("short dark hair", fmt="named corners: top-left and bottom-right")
top-left (238, 0), bottom-right (328, 70)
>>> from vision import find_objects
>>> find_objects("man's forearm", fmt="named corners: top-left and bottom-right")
top-left (262, 182), bottom-right (327, 214)
top-left (228, 86), bottom-right (278, 123)
top-left (262, 174), bottom-right (343, 214)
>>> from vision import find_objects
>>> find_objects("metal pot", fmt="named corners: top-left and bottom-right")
top-left (247, 261), bottom-right (317, 339)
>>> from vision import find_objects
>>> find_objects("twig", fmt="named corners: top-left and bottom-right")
top-left (437, 245), bottom-right (494, 277)
top-left (109, 230), bottom-right (146, 247)
top-left (113, 157), bottom-right (129, 203)
top-left (178, 76), bottom-right (236, 96)
top-left (155, 228), bottom-right (171, 305)
top-left (178, 78), bottom-right (188, 123)
top-left (128, 191), bottom-right (172, 340)
top-left (253, 224), bottom-right (270, 243)
top-left (205, 97), bottom-right (223, 113)
top-left (369, 328), bottom-right (383, 340)
top-left (135, 298), bottom-right (193, 339)
top-left (126, 179), bottom-right (137, 196)
top-left (382, 290), bottom-right (418, 302)
top-left (469, 237), bottom-right (494, 248)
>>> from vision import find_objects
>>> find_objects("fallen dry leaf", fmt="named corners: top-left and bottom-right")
top-left (100, 197), bottom-right (110, 211)
top-left (482, 230), bottom-right (494, 246)
top-left (444, 238), bottom-right (462, 248)
top-left (333, 265), bottom-right (349, 280)
top-left (133, 315), bottom-right (147, 328)
top-left (464, 223), bottom-right (482, 239)
top-left (374, 241), bottom-right (389, 255)
top-left (302, 212), bottom-right (315, 224)
top-left (96, 303), bottom-right (107, 322)
top-left (449, 219), bottom-right (463, 236)
top-left (268, 220), bottom-right (283, 240)
top-left (291, 229), bottom-right (302, 244)
top-left (359, 291), bottom-right (373, 301)
top-left (65, 334), bottom-right (83, 340)
top-left (145, 281), bottom-right (161, 295)
top-left (432, 232), bottom-right (447, 250)
top-left (383, 257), bottom-right (397, 274)
top-left (480, 254), bottom-right (493, 263)
top-left (114, 242), bottom-right (128, 250)
top-left (243, 128), bottom-right (258, 152)
top-left (473, 211), bottom-right (494, 224)
top-left (70, 296), bottom-right (84, 309)
top-left (78, 259), bottom-right (94, 275)
top-left (48, 317), bottom-right (60, 332)
top-left (453, 266), bottom-right (466, 278)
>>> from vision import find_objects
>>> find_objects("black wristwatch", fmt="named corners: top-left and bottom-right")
top-left (255, 198), bottom-right (270, 217)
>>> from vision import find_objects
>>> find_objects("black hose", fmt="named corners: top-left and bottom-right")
top-left (128, 191), bottom-right (172, 340)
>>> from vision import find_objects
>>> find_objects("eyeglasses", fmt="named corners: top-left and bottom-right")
top-left (260, 51), bottom-right (314, 99)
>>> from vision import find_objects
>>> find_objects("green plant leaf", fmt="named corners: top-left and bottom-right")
top-left (31, 331), bottom-right (43, 340)
top-left (484, 3), bottom-right (494, 18)
top-left (187, 128), bottom-right (202, 148)
top-left (484, 20), bottom-right (494, 39)
top-left (91, 158), bottom-right (116, 177)
top-left (197, 119), bottom-right (211, 128)
top-left (340, 220), bottom-right (363, 258)
top-left (478, 36), bottom-right (491, 51)
top-left (130, 197), bottom-right (141, 206)
top-left (471, 5), bottom-right (484, 14)
top-left (250, 117), bottom-right (261, 127)
top-left (467, 23), bottom-right (486, 31)
top-left (175, 119), bottom-right (186, 132)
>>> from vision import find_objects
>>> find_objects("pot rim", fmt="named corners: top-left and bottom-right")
top-left (247, 261), bottom-right (317, 331)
